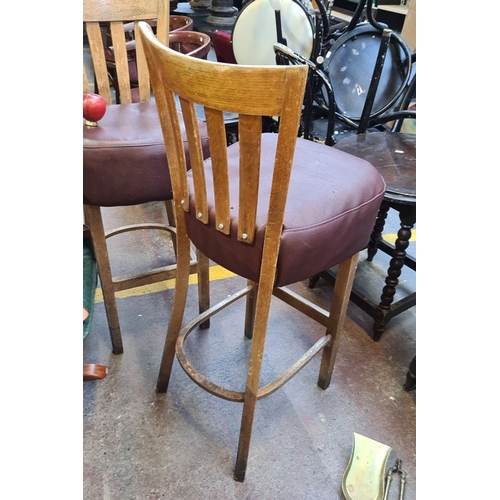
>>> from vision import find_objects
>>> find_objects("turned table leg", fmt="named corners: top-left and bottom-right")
top-left (367, 200), bottom-right (390, 262)
top-left (373, 206), bottom-right (415, 340)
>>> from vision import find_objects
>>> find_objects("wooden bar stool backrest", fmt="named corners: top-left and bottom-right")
top-left (83, 0), bottom-right (169, 104)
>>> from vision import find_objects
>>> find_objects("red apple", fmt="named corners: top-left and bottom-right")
top-left (83, 93), bottom-right (107, 123)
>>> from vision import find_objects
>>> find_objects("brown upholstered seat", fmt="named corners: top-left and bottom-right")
top-left (84, 103), bottom-right (210, 207)
top-left (139, 21), bottom-right (386, 482)
top-left (185, 133), bottom-right (386, 287)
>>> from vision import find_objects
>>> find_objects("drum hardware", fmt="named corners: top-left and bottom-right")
top-left (269, 0), bottom-right (288, 45)
top-left (231, 0), bottom-right (315, 66)
top-left (308, 0), bottom-right (414, 142)
top-left (237, 0), bottom-right (414, 145)
top-left (274, 42), bottom-right (336, 145)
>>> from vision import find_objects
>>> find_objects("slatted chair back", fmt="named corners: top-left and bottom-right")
top-left (139, 21), bottom-right (308, 259)
top-left (83, 0), bottom-right (169, 104)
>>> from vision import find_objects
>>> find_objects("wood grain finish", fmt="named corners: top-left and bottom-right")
top-left (83, 0), bottom-right (169, 105)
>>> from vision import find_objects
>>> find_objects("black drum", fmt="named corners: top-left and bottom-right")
top-left (323, 23), bottom-right (413, 120)
top-left (232, 0), bottom-right (315, 66)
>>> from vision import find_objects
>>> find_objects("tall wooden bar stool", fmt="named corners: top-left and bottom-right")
top-left (83, 0), bottom-right (211, 354)
top-left (139, 21), bottom-right (386, 481)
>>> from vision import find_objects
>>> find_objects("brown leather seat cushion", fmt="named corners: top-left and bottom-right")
top-left (185, 134), bottom-right (386, 286)
top-left (83, 102), bottom-right (210, 207)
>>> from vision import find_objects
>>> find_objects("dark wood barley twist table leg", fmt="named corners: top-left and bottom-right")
top-left (373, 205), bottom-right (416, 340)
top-left (367, 200), bottom-right (390, 262)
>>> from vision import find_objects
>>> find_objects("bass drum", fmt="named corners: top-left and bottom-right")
top-left (232, 0), bottom-right (314, 66)
top-left (323, 23), bottom-right (413, 121)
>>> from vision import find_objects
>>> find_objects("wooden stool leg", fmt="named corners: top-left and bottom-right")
top-left (318, 253), bottom-right (359, 390)
top-left (84, 204), bottom-right (124, 355)
top-left (404, 356), bottom-right (416, 391)
top-left (244, 280), bottom-right (257, 340)
top-left (307, 273), bottom-right (321, 289)
top-left (164, 200), bottom-right (178, 258)
top-left (234, 276), bottom-right (275, 482)
top-left (156, 230), bottom-right (192, 393)
top-left (197, 249), bottom-right (211, 330)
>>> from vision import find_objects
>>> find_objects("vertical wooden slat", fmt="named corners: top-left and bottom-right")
top-left (180, 98), bottom-right (208, 222)
top-left (156, 0), bottom-right (170, 45)
top-left (237, 114), bottom-right (262, 243)
top-left (205, 107), bottom-right (231, 235)
top-left (159, 86), bottom-right (189, 211)
top-left (317, 253), bottom-right (359, 389)
top-left (85, 22), bottom-right (113, 104)
top-left (134, 21), bottom-right (151, 103)
top-left (109, 21), bottom-right (132, 104)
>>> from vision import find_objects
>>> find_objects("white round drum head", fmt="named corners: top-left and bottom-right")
top-left (232, 0), bottom-right (314, 66)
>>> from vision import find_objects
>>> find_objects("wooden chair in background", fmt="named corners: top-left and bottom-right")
top-left (83, 0), bottom-right (211, 355)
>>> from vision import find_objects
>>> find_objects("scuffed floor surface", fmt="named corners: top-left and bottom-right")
top-left (83, 202), bottom-right (416, 499)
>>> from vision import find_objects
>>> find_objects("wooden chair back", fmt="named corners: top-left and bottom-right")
top-left (83, 0), bottom-right (170, 104)
top-left (138, 21), bottom-right (308, 255)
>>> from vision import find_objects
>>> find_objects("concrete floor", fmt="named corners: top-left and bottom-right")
top-left (83, 200), bottom-right (416, 500)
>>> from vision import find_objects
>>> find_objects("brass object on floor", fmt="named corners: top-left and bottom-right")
top-left (342, 433), bottom-right (392, 500)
